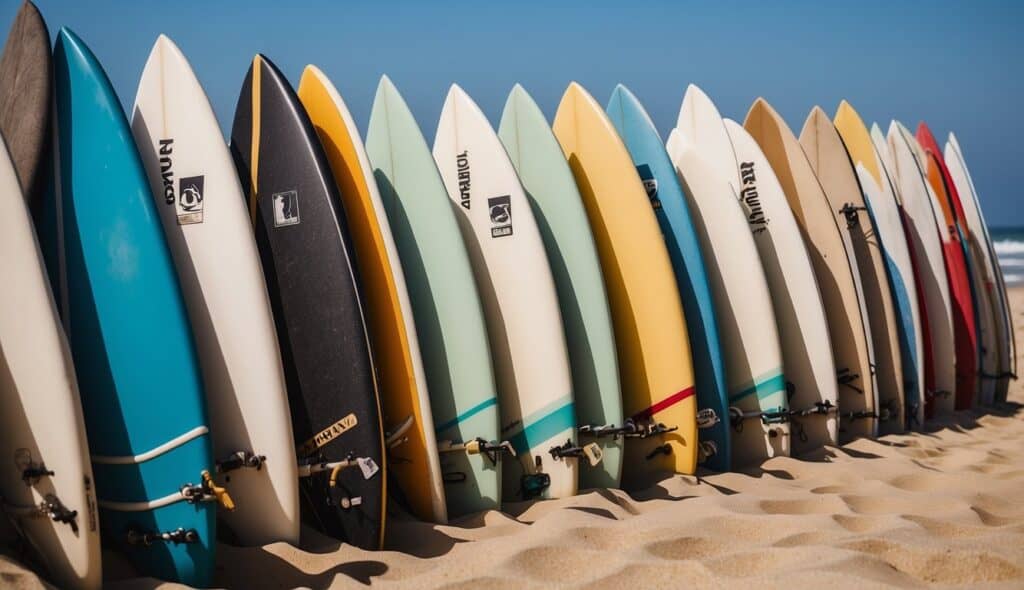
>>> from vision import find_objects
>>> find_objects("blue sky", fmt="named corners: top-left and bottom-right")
top-left (4, 0), bottom-right (1021, 225)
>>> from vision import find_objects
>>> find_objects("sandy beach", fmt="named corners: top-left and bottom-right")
top-left (5, 289), bottom-right (1024, 590)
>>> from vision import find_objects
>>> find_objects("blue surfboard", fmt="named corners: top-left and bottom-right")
top-left (606, 85), bottom-right (731, 471)
top-left (40, 28), bottom-right (215, 586)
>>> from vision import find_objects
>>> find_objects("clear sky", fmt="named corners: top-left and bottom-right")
top-left (3, 0), bottom-right (1021, 225)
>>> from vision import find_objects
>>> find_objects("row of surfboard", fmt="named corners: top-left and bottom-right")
top-left (0, 2), bottom-right (1014, 588)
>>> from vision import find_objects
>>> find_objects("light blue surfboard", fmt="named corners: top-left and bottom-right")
top-left (41, 28), bottom-right (215, 586)
top-left (606, 85), bottom-right (731, 471)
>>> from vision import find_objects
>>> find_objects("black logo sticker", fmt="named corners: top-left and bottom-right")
top-left (457, 150), bottom-right (471, 210)
top-left (636, 164), bottom-right (662, 209)
top-left (177, 175), bottom-right (204, 224)
top-left (273, 190), bottom-right (300, 227)
top-left (738, 162), bottom-right (768, 233)
top-left (488, 195), bottom-right (513, 238)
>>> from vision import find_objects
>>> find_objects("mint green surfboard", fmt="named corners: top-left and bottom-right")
top-left (498, 85), bottom-right (624, 489)
top-left (365, 76), bottom-right (502, 518)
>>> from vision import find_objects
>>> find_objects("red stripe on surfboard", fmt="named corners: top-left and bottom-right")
top-left (632, 386), bottom-right (695, 422)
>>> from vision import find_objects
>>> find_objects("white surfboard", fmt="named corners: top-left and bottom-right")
top-left (433, 85), bottom-right (578, 501)
top-left (724, 119), bottom-right (839, 453)
top-left (131, 35), bottom-right (299, 544)
top-left (668, 130), bottom-right (790, 466)
top-left (0, 136), bottom-right (101, 588)
top-left (887, 122), bottom-right (957, 415)
top-left (945, 133), bottom-right (1014, 404)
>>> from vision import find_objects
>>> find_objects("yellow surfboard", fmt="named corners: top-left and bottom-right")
top-left (552, 82), bottom-right (697, 484)
top-left (298, 66), bottom-right (446, 523)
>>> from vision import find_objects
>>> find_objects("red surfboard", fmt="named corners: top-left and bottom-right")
top-left (917, 123), bottom-right (979, 410)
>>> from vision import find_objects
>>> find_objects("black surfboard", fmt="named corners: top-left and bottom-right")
top-left (0, 0), bottom-right (50, 204)
top-left (229, 54), bottom-right (385, 550)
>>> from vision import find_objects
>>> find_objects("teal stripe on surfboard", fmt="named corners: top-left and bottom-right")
top-left (434, 397), bottom-right (497, 435)
top-left (728, 369), bottom-right (787, 406)
top-left (506, 396), bottom-right (575, 455)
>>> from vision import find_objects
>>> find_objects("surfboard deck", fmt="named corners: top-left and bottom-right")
top-left (724, 118), bottom-right (839, 453)
top-left (553, 82), bottom-right (697, 488)
top-left (501, 85), bottom-right (624, 488)
top-left (131, 35), bottom-right (300, 546)
top-left (230, 54), bottom-right (385, 550)
top-left (0, 133), bottom-right (101, 589)
top-left (434, 85), bottom-right (578, 502)
top-left (298, 65), bottom-right (446, 524)
top-left (0, 0), bottom-right (50, 204)
top-left (835, 102), bottom-right (924, 429)
top-left (606, 85), bottom-right (731, 471)
top-left (801, 107), bottom-right (902, 435)
top-left (916, 123), bottom-right (979, 410)
top-left (365, 77), bottom-right (501, 519)
top-left (43, 28), bottom-right (215, 586)
top-left (668, 131), bottom-right (790, 465)
top-left (744, 99), bottom-right (878, 442)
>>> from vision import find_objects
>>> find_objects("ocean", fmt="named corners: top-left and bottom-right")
top-left (990, 226), bottom-right (1024, 286)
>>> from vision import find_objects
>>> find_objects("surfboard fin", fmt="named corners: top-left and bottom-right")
top-left (126, 527), bottom-right (199, 546)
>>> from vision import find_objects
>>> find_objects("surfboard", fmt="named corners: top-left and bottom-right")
top-left (916, 123), bottom-right (979, 409)
top-left (42, 28), bottom-right (215, 586)
top-left (0, 0), bottom-right (49, 204)
top-left (888, 122), bottom-right (957, 415)
top-left (298, 66), bottom-right (446, 523)
top-left (500, 85), bottom-right (624, 489)
top-left (744, 99), bottom-right (878, 441)
top-left (834, 102), bottom-right (924, 429)
top-left (365, 76), bottom-right (502, 519)
top-left (553, 82), bottom-right (697, 487)
top-left (230, 54), bottom-right (385, 549)
top-left (605, 84), bottom-right (730, 471)
top-left (801, 107), bottom-right (903, 435)
top-left (0, 136), bottom-right (100, 588)
top-left (668, 131), bottom-right (790, 465)
top-left (433, 85), bottom-right (578, 502)
top-left (131, 35), bottom-right (299, 546)
top-left (724, 118), bottom-right (840, 453)
top-left (945, 133), bottom-right (1016, 403)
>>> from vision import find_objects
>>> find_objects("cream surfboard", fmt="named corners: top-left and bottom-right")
top-left (297, 66), bottom-right (446, 522)
top-left (724, 119), bottom-right (840, 453)
top-left (553, 82), bottom-right (697, 487)
top-left (433, 85), bottom-right (579, 501)
top-left (668, 131), bottom-right (790, 465)
top-left (744, 99), bottom-right (878, 441)
top-left (834, 102), bottom-right (924, 429)
top-left (889, 122), bottom-right (957, 415)
top-left (0, 137), bottom-right (101, 588)
top-left (131, 35), bottom-right (298, 545)
top-left (801, 107), bottom-right (902, 435)
top-left (498, 85), bottom-right (624, 489)
top-left (945, 133), bottom-right (1015, 404)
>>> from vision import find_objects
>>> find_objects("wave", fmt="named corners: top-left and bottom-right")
top-left (1001, 258), bottom-right (1024, 268)
top-left (994, 240), bottom-right (1024, 255)
top-left (1002, 273), bottom-right (1024, 285)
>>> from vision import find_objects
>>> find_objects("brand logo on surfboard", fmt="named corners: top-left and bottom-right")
top-left (177, 176), bottom-right (204, 225)
top-left (158, 139), bottom-right (175, 205)
top-left (636, 164), bottom-right (661, 209)
top-left (488, 195), bottom-right (513, 238)
top-left (299, 413), bottom-right (358, 456)
top-left (273, 190), bottom-right (300, 227)
top-left (457, 150), bottom-right (471, 209)
top-left (738, 162), bottom-right (768, 233)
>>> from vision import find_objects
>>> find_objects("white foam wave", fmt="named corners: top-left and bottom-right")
top-left (993, 240), bottom-right (1024, 255)
top-left (1000, 258), bottom-right (1024, 268)
top-left (1002, 273), bottom-right (1024, 285)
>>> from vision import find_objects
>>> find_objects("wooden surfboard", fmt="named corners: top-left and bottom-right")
top-left (801, 106), bottom-right (903, 435)
top-left (744, 99), bottom-right (878, 442)
top-left (230, 54), bottom-right (385, 549)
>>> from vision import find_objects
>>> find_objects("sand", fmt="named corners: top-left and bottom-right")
top-left (6, 290), bottom-right (1024, 590)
